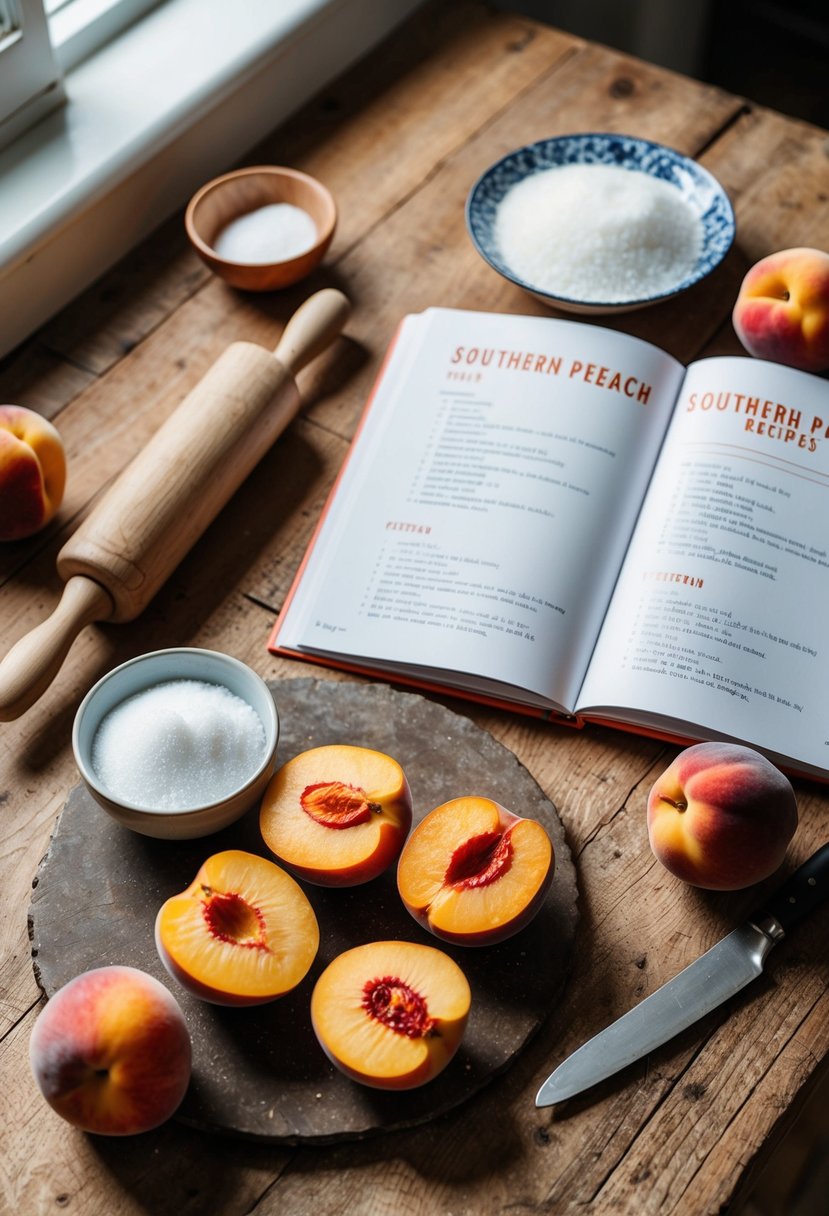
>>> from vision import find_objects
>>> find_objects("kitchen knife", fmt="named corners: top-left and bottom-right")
top-left (536, 842), bottom-right (829, 1106)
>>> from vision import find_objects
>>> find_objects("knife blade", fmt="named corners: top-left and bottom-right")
top-left (536, 841), bottom-right (829, 1107)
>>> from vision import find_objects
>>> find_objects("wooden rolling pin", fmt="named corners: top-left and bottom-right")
top-left (0, 288), bottom-right (350, 720)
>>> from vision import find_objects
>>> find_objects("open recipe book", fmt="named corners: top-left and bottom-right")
top-left (270, 307), bottom-right (829, 780)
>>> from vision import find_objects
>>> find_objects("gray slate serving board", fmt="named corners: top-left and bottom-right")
top-left (29, 678), bottom-right (578, 1143)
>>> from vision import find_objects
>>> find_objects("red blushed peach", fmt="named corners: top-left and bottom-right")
top-left (259, 744), bottom-right (412, 887)
top-left (29, 965), bottom-right (191, 1136)
top-left (0, 404), bottom-right (66, 541)
top-left (397, 796), bottom-right (554, 946)
top-left (732, 247), bottom-right (829, 372)
top-left (311, 940), bottom-right (471, 1089)
top-left (647, 742), bottom-right (798, 890)
top-left (155, 849), bottom-right (319, 1005)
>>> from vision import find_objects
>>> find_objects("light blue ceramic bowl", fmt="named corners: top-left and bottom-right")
top-left (73, 648), bottom-right (279, 839)
top-left (466, 132), bottom-right (735, 314)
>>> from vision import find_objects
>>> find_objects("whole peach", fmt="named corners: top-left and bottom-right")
top-left (647, 742), bottom-right (797, 890)
top-left (29, 965), bottom-right (191, 1135)
top-left (732, 247), bottom-right (829, 373)
top-left (0, 404), bottom-right (66, 540)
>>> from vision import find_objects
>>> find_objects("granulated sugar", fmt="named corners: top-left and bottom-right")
top-left (213, 203), bottom-right (317, 264)
top-left (494, 164), bottom-right (703, 303)
top-left (92, 679), bottom-right (267, 811)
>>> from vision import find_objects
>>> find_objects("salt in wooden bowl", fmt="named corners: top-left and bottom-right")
top-left (185, 165), bottom-right (337, 291)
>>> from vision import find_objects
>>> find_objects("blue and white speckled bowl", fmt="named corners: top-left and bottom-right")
top-left (466, 132), bottom-right (736, 315)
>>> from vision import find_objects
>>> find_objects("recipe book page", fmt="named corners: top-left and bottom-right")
top-left (577, 356), bottom-right (829, 774)
top-left (274, 307), bottom-right (684, 711)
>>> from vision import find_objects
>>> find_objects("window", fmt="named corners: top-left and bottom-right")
top-left (0, 0), bottom-right (64, 148)
top-left (0, 0), bottom-right (424, 356)
top-left (47, 0), bottom-right (164, 72)
top-left (0, 0), bottom-right (167, 147)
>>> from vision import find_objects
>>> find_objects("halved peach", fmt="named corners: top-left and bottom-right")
top-left (311, 940), bottom-right (471, 1089)
top-left (397, 796), bottom-right (554, 946)
top-left (155, 849), bottom-right (319, 1005)
top-left (259, 744), bottom-right (413, 886)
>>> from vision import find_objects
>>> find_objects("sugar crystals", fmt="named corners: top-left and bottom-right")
top-left (213, 203), bottom-right (318, 265)
top-left (92, 679), bottom-right (267, 811)
top-left (494, 164), bottom-right (703, 303)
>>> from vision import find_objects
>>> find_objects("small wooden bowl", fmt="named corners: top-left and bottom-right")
top-left (185, 165), bottom-right (337, 291)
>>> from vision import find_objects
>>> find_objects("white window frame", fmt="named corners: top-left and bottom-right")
top-left (0, 0), bottom-right (65, 147)
top-left (0, 0), bottom-right (426, 358)
top-left (3, 0), bottom-right (311, 147)
top-left (47, 0), bottom-right (164, 72)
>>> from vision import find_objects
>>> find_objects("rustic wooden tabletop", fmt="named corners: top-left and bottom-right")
top-left (2, 3), bottom-right (828, 1213)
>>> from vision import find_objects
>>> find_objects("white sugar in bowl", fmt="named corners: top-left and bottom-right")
top-left (73, 648), bottom-right (278, 839)
top-left (466, 132), bottom-right (735, 314)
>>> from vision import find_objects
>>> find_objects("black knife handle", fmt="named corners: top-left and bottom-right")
top-left (754, 843), bottom-right (829, 935)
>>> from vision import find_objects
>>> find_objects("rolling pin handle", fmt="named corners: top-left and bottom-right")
top-left (0, 576), bottom-right (114, 721)
top-left (0, 289), bottom-right (349, 722)
top-left (273, 288), bottom-right (351, 377)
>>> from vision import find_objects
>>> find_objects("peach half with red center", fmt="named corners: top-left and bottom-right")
top-left (311, 940), bottom-right (471, 1089)
top-left (396, 795), bottom-right (554, 946)
top-left (259, 744), bottom-right (412, 886)
top-left (29, 965), bottom-right (191, 1135)
top-left (0, 404), bottom-right (66, 541)
top-left (647, 742), bottom-right (798, 890)
top-left (155, 849), bottom-right (319, 1005)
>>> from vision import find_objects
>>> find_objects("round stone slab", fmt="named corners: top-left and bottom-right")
top-left (29, 678), bottom-right (578, 1143)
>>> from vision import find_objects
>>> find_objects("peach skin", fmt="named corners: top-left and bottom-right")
top-left (647, 742), bottom-right (798, 890)
top-left (732, 247), bottom-right (829, 372)
top-left (29, 965), bottom-right (191, 1135)
top-left (0, 404), bottom-right (66, 541)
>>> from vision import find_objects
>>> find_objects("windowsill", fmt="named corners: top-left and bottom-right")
top-left (0, 0), bottom-right (424, 359)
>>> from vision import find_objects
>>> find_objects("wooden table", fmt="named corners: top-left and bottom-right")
top-left (2, 4), bottom-right (828, 1212)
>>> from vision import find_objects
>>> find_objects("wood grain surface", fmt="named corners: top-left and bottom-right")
top-left (2, 3), bottom-right (829, 1213)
